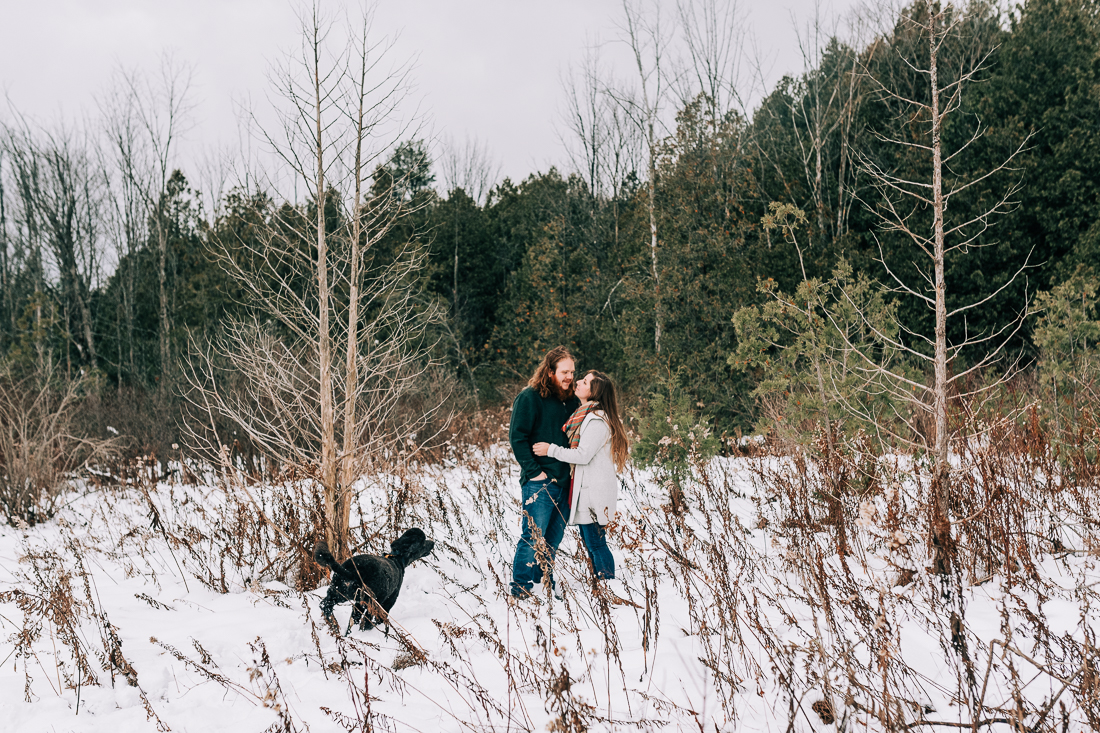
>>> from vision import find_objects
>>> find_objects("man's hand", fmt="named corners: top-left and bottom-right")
top-left (532, 442), bottom-right (550, 457)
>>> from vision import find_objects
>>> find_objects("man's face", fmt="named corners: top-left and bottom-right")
top-left (553, 358), bottom-right (575, 394)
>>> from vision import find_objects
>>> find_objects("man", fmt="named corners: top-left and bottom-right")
top-left (509, 346), bottom-right (580, 599)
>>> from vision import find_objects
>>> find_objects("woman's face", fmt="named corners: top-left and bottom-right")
top-left (575, 373), bottom-right (595, 401)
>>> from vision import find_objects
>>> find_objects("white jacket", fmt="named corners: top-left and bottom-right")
top-left (547, 410), bottom-right (618, 525)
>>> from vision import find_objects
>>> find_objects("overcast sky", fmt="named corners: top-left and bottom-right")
top-left (1, 0), bottom-right (864, 192)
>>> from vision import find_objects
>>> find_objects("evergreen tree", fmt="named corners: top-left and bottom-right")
top-left (981, 0), bottom-right (1100, 283)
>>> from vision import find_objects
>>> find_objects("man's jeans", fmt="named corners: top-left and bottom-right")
top-left (511, 478), bottom-right (568, 594)
top-left (578, 522), bottom-right (615, 579)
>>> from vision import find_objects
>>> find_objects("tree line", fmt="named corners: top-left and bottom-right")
top-left (2, 0), bottom-right (1099, 450)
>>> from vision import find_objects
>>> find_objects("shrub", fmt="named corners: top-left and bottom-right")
top-left (0, 364), bottom-right (114, 524)
top-left (632, 371), bottom-right (720, 513)
top-left (1033, 266), bottom-right (1100, 452)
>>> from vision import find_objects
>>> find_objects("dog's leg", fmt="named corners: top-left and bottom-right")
top-left (357, 602), bottom-right (376, 631)
top-left (355, 589), bottom-right (379, 634)
top-left (320, 593), bottom-right (342, 634)
top-left (350, 589), bottom-right (376, 632)
top-left (348, 591), bottom-right (361, 634)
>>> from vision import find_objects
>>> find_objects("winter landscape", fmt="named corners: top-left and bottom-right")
top-left (2, 429), bottom-right (1098, 731)
top-left (3, 0), bottom-right (1100, 730)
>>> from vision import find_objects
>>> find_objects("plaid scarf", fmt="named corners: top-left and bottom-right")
top-left (562, 401), bottom-right (600, 496)
top-left (563, 401), bottom-right (601, 449)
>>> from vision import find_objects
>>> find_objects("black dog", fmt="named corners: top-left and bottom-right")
top-left (313, 529), bottom-right (434, 633)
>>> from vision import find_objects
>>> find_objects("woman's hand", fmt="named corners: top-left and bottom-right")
top-left (532, 442), bottom-right (550, 456)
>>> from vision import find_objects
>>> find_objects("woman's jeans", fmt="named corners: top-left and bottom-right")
top-left (578, 522), bottom-right (615, 579)
top-left (511, 478), bottom-right (568, 595)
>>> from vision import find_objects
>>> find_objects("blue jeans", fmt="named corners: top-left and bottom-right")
top-left (578, 522), bottom-right (615, 579)
top-left (511, 479), bottom-right (568, 594)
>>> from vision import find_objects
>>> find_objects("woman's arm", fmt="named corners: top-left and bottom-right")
top-left (546, 418), bottom-right (610, 466)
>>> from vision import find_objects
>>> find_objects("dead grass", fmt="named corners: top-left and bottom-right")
top-left (0, 381), bottom-right (1096, 731)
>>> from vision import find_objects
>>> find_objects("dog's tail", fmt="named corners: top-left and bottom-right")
top-left (313, 541), bottom-right (356, 580)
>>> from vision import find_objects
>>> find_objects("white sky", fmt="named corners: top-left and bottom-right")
top-left (1, 0), bottom-right (864, 192)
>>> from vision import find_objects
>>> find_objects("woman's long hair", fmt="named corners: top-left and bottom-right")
top-left (528, 346), bottom-right (575, 399)
top-left (585, 370), bottom-right (629, 471)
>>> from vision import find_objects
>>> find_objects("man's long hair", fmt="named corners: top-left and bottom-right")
top-left (585, 370), bottom-right (630, 471)
top-left (528, 346), bottom-right (575, 399)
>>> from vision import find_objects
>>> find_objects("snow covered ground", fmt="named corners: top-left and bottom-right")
top-left (1, 449), bottom-right (1096, 731)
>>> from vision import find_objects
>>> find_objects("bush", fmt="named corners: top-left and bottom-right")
top-left (1033, 266), bottom-right (1100, 452)
top-left (632, 372), bottom-right (720, 513)
top-left (0, 365), bottom-right (114, 525)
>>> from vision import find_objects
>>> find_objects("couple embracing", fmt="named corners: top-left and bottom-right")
top-left (508, 346), bottom-right (629, 600)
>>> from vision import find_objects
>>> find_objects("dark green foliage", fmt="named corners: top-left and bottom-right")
top-left (732, 255), bottom-right (912, 445)
top-left (1033, 266), bottom-right (1100, 454)
top-left (631, 371), bottom-right (721, 473)
top-left (5, 0), bottom-right (1100, 444)
top-left (845, 1), bottom-right (1022, 361)
top-left (624, 97), bottom-right (763, 426)
top-left (630, 371), bottom-right (721, 512)
top-left (98, 171), bottom-right (221, 385)
top-left (482, 169), bottom-right (627, 389)
top-left (980, 0), bottom-right (1100, 283)
top-left (373, 139), bottom-right (435, 203)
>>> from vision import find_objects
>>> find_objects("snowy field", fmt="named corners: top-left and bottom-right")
top-left (1, 447), bottom-right (1096, 732)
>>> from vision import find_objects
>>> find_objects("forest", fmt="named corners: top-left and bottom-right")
top-left (1, 0), bottom-right (1099, 729)
top-left (2, 0), bottom-right (1098, 461)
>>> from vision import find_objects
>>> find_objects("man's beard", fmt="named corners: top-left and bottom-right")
top-left (552, 378), bottom-right (574, 400)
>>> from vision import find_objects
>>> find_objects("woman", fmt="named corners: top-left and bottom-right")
top-left (533, 370), bottom-right (629, 581)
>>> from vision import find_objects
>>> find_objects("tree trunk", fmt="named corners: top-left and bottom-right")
top-left (647, 118), bottom-right (661, 356)
top-left (43, 176), bottom-right (97, 368)
top-left (124, 260), bottom-right (136, 380)
top-left (338, 62), bottom-right (368, 559)
top-left (310, 16), bottom-right (339, 561)
top-left (0, 168), bottom-right (11, 337)
top-left (65, 248), bottom-right (97, 367)
top-left (156, 219), bottom-right (170, 380)
top-left (929, 9), bottom-right (954, 575)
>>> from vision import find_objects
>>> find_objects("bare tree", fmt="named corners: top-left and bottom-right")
top-left (2, 112), bottom-right (106, 372)
top-left (0, 117), bottom-right (46, 370)
top-left (608, 0), bottom-right (675, 355)
top-left (103, 55), bottom-right (193, 380)
top-left (99, 97), bottom-right (148, 383)
top-left (674, 0), bottom-right (753, 121)
top-left (749, 3), bottom-right (869, 248)
top-left (437, 133), bottom-right (500, 205)
top-left (0, 148), bottom-right (16, 346)
top-left (195, 143), bottom-right (236, 222)
top-left (791, 6), bottom-right (867, 244)
top-left (560, 44), bottom-right (612, 199)
top-left (850, 2), bottom-right (1028, 573)
top-left (560, 44), bottom-right (642, 200)
top-left (741, 3), bottom-right (1029, 578)
top-left (0, 360), bottom-right (116, 523)
top-left (186, 1), bottom-right (441, 560)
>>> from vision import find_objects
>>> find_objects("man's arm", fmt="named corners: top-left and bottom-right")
top-left (509, 390), bottom-right (545, 480)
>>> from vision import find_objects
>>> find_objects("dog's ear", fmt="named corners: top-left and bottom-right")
top-left (390, 528), bottom-right (426, 556)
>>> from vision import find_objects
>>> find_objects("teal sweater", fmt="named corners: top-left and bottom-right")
top-left (509, 386), bottom-right (580, 487)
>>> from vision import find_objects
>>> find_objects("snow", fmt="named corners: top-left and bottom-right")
top-left (1, 449), bottom-right (1096, 731)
